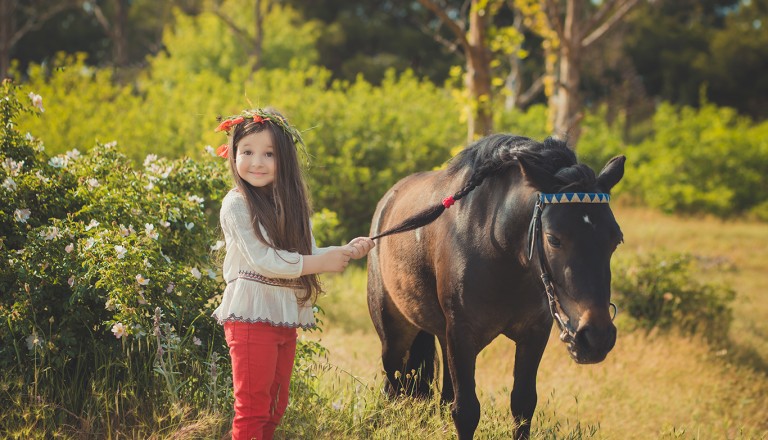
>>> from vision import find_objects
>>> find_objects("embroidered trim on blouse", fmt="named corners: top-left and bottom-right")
top-left (237, 270), bottom-right (303, 289)
top-left (216, 313), bottom-right (316, 329)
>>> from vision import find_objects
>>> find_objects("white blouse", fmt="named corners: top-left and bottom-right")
top-left (211, 190), bottom-right (329, 329)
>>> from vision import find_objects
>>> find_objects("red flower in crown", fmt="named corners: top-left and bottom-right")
top-left (253, 115), bottom-right (271, 124)
top-left (214, 116), bottom-right (246, 133)
top-left (214, 120), bottom-right (231, 132)
top-left (216, 143), bottom-right (229, 158)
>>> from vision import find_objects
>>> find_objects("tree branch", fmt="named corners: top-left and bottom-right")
top-left (543, 0), bottom-right (566, 44)
top-left (517, 75), bottom-right (544, 107)
top-left (417, 0), bottom-right (470, 52)
top-left (11, 0), bottom-right (82, 47)
top-left (211, 8), bottom-right (255, 51)
top-left (581, 0), bottom-right (640, 48)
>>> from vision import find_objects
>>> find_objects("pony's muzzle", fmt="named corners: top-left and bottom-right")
top-left (571, 320), bottom-right (616, 364)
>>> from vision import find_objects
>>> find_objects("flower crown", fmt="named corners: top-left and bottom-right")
top-left (214, 108), bottom-right (305, 158)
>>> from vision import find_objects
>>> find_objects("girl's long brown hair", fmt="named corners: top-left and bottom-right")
top-left (227, 109), bottom-right (322, 304)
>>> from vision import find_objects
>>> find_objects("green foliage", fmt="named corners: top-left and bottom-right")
top-left (622, 102), bottom-right (768, 217)
top-left (1, 79), bottom-right (233, 425)
top-left (611, 251), bottom-right (735, 345)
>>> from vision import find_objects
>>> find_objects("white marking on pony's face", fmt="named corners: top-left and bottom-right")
top-left (414, 228), bottom-right (421, 242)
top-left (583, 215), bottom-right (594, 227)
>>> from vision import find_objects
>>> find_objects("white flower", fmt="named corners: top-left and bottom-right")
top-left (207, 268), bottom-right (217, 279)
top-left (119, 224), bottom-right (134, 237)
top-left (193, 336), bottom-right (202, 346)
top-left (3, 158), bottom-right (23, 175)
top-left (143, 154), bottom-right (158, 167)
top-left (166, 282), bottom-right (175, 294)
top-left (145, 223), bottom-right (158, 240)
top-left (188, 195), bottom-right (205, 204)
top-left (65, 243), bottom-right (74, 253)
top-left (40, 226), bottom-right (60, 240)
top-left (144, 182), bottom-right (155, 191)
top-left (115, 245), bottom-right (127, 259)
top-left (14, 208), bottom-right (31, 223)
top-left (104, 299), bottom-right (116, 311)
top-left (68, 276), bottom-right (75, 287)
top-left (48, 156), bottom-right (66, 168)
top-left (211, 240), bottom-right (225, 251)
top-left (185, 222), bottom-right (194, 231)
top-left (2, 177), bottom-right (16, 191)
top-left (160, 220), bottom-right (170, 228)
top-left (111, 323), bottom-right (127, 339)
top-left (190, 268), bottom-right (201, 280)
top-left (35, 170), bottom-right (50, 183)
top-left (65, 149), bottom-right (81, 160)
top-left (84, 237), bottom-right (96, 249)
top-left (204, 145), bottom-right (215, 156)
top-left (160, 166), bottom-right (173, 179)
top-left (85, 219), bottom-right (100, 231)
top-left (136, 274), bottom-right (150, 285)
top-left (87, 178), bottom-right (99, 189)
top-left (28, 92), bottom-right (44, 112)
top-left (25, 334), bottom-right (42, 350)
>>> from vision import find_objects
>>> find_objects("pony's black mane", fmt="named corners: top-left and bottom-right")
top-left (447, 133), bottom-right (597, 193)
top-left (370, 134), bottom-right (598, 240)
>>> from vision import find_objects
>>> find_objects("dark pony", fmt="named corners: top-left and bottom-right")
top-left (367, 134), bottom-right (625, 439)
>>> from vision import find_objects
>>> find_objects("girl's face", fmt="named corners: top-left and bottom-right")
top-left (235, 130), bottom-right (275, 188)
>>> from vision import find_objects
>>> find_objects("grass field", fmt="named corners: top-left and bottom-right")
top-left (309, 205), bottom-right (768, 439)
top-left (5, 206), bottom-right (767, 439)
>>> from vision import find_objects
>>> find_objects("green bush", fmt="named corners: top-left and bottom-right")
top-left (611, 251), bottom-right (735, 345)
top-left (1, 79), bottom-right (234, 426)
top-left (622, 102), bottom-right (768, 217)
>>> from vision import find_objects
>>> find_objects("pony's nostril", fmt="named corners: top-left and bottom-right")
top-left (576, 324), bottom-right (616, 352)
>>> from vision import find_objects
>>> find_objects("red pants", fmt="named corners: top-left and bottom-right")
top-left (224, 321), bottom-right (297, 440)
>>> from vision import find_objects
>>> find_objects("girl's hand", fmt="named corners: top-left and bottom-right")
top-left (323, 247), bottom-right (353, 273)
top-left (345, 237), bottom-right (375, 260)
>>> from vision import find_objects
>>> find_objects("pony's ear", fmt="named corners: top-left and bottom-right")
top-left (517, 156), bottom-right (560, 192)
top-left (596, 155), bottom-right (626, 193)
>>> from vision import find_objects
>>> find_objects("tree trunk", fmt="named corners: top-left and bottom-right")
top-left (0, 0), bottom-right (15, 79)
top-left (553, 0), bottom-right (584, 143)
top-left (113, 0), bottom-right (128, 67)
top-left (466, 1), bottom-right (493, 142)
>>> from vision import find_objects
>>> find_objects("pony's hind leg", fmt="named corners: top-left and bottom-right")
top-left (404, 330), bottom-right (437, 398)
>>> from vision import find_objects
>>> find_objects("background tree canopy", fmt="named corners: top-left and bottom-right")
top-left (4, 0), bottom-right (768, 234)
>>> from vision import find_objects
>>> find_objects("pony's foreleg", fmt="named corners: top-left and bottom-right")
top-left (510, 330), bottom-right (548, 440)
top-left (446, 323), bottom-right (481, 440)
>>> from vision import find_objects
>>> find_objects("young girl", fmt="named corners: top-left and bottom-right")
top-left (211, 108), bottom-right (374, 440)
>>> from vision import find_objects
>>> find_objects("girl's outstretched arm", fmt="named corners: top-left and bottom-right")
top-left (301, 247), bottom-right (352, 275)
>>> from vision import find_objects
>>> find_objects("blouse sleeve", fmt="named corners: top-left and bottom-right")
top-left (311, 232), bottom-right (332, 256)
top-left (221, 194), bottom-right (304, 278)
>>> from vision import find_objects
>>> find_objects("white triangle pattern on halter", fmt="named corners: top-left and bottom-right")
top-left (540, 192), bottom-right (610, 205)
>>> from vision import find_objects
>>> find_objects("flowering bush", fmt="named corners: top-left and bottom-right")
top-left (0, 79), bottom-right (234, 420)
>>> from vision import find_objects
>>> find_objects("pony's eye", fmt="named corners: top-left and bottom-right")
top-left (546, 234), bottom-right (561, 247)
